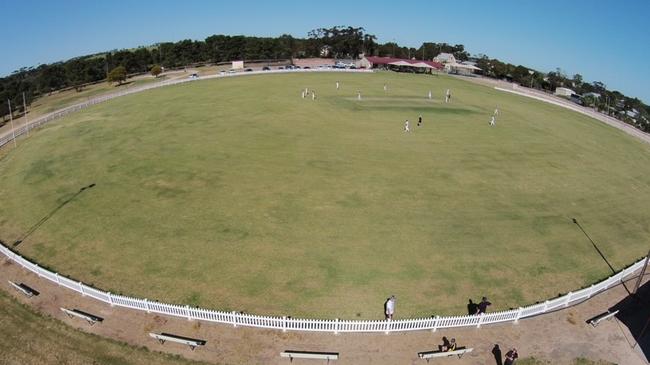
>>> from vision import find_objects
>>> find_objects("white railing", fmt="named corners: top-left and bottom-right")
top-left (0, 68), bottom-right (373, 149)
top-left (0, 242), bottom-right (644, 333)
top-left (0, 69), bottom-right (646, 332)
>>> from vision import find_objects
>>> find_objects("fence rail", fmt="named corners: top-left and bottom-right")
top-left (0, 242), bottom-right (644, 333)
top-left (0, 69), bottom-right (646, 332)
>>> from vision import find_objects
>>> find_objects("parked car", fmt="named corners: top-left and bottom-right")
top-left (227, 69), bottom-right (236, 74)
top-left (244, 68), bottom-right (253, 72)
top-left (278, 66), bottom-right (284, 70)
top-left (262, 66), bottom-right (270, 71)
top-left (219, 70), bottom-right (226, 75)
top-left (303, 66), bottom-right (311, 69)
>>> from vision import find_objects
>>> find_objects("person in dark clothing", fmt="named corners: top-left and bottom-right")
top-left (504, 348), bottom-right (518, 365)
top-left (467, 299), bottom-right (479, 315)
top-left (492, 344), bottom-right (503, 365)
top-left (438, 336), bottom-right (451, 352)
top-left (478, 296), bottom-right (492, 314)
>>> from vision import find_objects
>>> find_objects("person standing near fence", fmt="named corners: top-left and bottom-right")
top-left (385, 295), bottom-right (396, 320)
top-left (478, 296), bottom-right (492, 314)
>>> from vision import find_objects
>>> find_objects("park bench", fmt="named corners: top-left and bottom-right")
top-left (280, 350), bottom-right (339, 362)
top-left (60, 307), bottom-right (104, 325)
top-left (418, 347), bottom-right (473, 361)
top-left (149, 332), bottom-right (206, 350)
top-left (588, 310), bottom-right (619, 327)
top-left (8, 280), bottom-right (39, 297)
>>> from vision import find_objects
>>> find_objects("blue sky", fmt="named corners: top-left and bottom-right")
top-left (3, 0), bottom-right (649, 102)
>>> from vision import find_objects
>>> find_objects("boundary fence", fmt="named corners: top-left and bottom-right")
top-left (0, 68), bottom-right (371, 149)
top-left (0, 243), bottom-right (644, 333)
top-left (0, 70), bottom-right (646, 332)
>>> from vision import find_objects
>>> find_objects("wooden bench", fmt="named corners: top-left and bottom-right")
top-left (588, 310), bottom-right (619, 327)
top-left (60, 307), bottom-right (103, 325)
top-left (149, 332), bottom-right (206, 350)
top-left (280, 350), bottom-right (339, 362)
top-left (418, 347), bottom-right (473, 361)
top-left (8, 280), bottom-right (39, 297)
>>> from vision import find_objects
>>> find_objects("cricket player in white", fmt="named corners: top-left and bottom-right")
top-left (385, 295), bottom-right (396, 320)
top-left (312, 91), bottom-right (316, 101)
top-left (494, 107), bottom-right (499, 116)
top-left (404, 120), bottom-right (410, 132)
top-left (490, 116), bottom-right (496, 126)
top-left (445, 89), bottom-right (451, 103)
top-left (358, 91), bottom-right (362, 100)
top-left (384, 84), bottom-right (387, 92)
top-left (428, 90), bottom-right (432, 100)
top-left (301, 90), bottom-right (305, 98)
top-left (336, 81), bottom-right (339, 90)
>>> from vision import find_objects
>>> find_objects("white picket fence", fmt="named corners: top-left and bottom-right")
top-left (0, 242), bottom-right (644, 333)
top-left (0, 68), bottom-right (372, 149)
top-left (0, 69), bottom-right (646, 332)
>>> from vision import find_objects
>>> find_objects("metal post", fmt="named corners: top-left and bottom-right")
top-left (79, 281), bottom-right (85, 296)
top-left (334, 318), bottom-right (340, 335)
top-left (632, 251), bottom-right (650, 295)
top-left (282, 316), bottom-right (287, 332)
top-left (8, 99), bottom-right (16, 148)
top-left (108, 292), bottom-right (114, 307)
top-left (185, 305), bottom-right (192, 320)
top-left (564, 292), bottom-right (572, 307)
top-left (22, 92), bottom-right (29, 136)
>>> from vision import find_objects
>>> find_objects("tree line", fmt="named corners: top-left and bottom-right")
top-left (1, 25), bottom-right (648, 132)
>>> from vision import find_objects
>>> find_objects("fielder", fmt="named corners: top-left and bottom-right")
top-left (336, 81), bottom-right (340, 90)
top-left (312, 91), bottom-right (316, 101)
top-left (404, 120), bottom-right (410, 132)
top-left (384, 83), bottom-right (387, 92)
top-left (428, 90), bottom-right (432, 100)
top-left (445, 89), bottom-right (451, 103)
top-left (357, 90), bottom-right (362, 100)
top-left (489, 115), bottom-right (496, 126)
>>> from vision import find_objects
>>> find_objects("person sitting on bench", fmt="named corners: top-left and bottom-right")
top-left (438, 337), bottom-right (457, 352)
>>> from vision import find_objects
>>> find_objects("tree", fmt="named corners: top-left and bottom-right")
top-left (150, 64), bottom-right (162, 78)
top-left (107, 66), bottom-right (127, 85)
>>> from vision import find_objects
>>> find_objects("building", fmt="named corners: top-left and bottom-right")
top-left (433, 53), bottom-right (456, 64)
top-left (583, 92), bottom-right (601, 99)
top-left (554, 87), bottom-right (576, 97)
top-left (444, 62), bottom-right (481, 76)
top-left (358, 56), bottom-right (443, 73)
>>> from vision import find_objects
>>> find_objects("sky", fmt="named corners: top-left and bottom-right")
top-left (3, 0), bottom-right (649, 102)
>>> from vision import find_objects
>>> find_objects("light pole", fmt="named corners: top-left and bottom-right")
top-left (528, 70), bottom-right (534, 88)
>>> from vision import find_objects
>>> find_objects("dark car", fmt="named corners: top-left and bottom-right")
top-left (303, 66), bottom-right (311, 69)
top-left (244, 68), bottom-right (253, 72)
top-left (262, 66), bottom-right (270, 71)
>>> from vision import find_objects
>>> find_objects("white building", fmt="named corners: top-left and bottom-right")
top-left (554, 87), bottom-right (576, 97)
top-left (433, 53), bottom-right (456, 64)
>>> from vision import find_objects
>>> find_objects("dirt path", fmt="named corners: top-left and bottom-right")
top-left (2, 257), bottom-right (647, 365)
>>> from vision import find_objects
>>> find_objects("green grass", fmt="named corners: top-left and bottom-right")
top-left (0, 290), bottom-right (214, 365)
top-left (1, 72), bottom-right (649, 319)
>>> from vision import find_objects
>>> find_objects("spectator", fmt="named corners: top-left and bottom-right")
top-left (438, 336), bottom-right (451, 352)
top-left (467, 299), bottom-right (479, 315)
top-left (504, 348), bottom-right (518, 365)
top-left (492, 344), bottom-right (503, 365)
top-left (478, 296), bottom-right (492, 314)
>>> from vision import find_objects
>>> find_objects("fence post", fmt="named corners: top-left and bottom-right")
top-left (108, 292), bottom-right (114, 307)
top-left (232, 311), bottom-right (238, 328)
top-left (282, 316), bottom-right (287, 332)
top-left (543, 300), bottom-right (549, 312)
top-left (334, 318), bottom-right (340, 335)
top-left (432, 316), bottom-right (440, 332)
top-left (185, 305), bottom-right (192, 321)
top-left (564, 292), bottom-right (572, 307)
top-left (384, 320), bottom-right (391, 334)
top-left (55, 273), bottom-right (61, 286)
top-left (79, 282), bottom-right (85, 296)
top-left (477, 313), bottom-right (484, 328)
top-left (514, 307), bottom-right (523, 323)
top-left (587, 284), bottom-right (595, 298)
top-left (145, 299), bottom-right (151, 313)
top-left (35, 264), bottom-right (41, 277)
